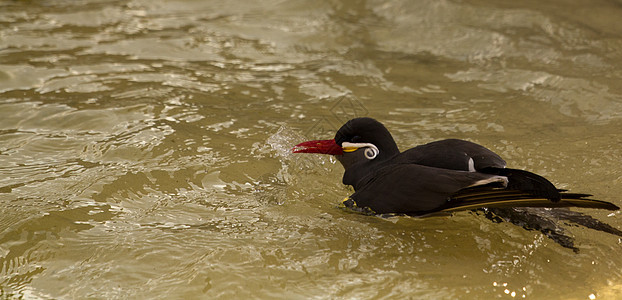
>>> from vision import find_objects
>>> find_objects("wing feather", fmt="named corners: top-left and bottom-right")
top-left (440, 186), bottom-right (619, 212)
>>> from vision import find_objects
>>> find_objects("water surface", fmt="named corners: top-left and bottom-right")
top-left (1, 0), bottom-right (622, 298)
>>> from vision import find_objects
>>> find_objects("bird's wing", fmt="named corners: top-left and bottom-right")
top-left (347, 163), bottom-right (619, 216)
top-left (479, 167), bottom-right (562, 201)
top-left (395, 140), bottom-right (564, 202)
top-left (349, 163), bottom-right (508, 214)
top-left (396, 139), bottom-right (506, 171)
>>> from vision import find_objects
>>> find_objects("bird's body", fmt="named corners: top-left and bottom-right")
top-left (293, 117), bottom-right (622, 250)
top-left (293, 117), bottom-right (619, 215)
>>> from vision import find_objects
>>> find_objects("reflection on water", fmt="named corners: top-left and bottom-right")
top-left (1, 0), bottom-right (622, 298)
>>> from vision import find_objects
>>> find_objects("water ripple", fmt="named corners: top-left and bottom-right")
top-left (1, 0), bottom-right (622, 298)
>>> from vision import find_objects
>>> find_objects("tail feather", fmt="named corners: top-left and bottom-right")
top-left (444, 186), bottom-right (620, 212)
top-left (559, 192), bottom-right (593, 198)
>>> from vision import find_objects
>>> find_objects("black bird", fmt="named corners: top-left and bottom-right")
top-left (293, 117), bottom-right (621, 250)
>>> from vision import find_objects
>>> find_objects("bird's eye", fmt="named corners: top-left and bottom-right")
top-left (351, 135), bottom-right (362, 143)
top-left (364, 147), bottom-right (378, 160)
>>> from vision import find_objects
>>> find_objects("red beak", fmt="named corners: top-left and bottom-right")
top-left (292, 139), bottom-right (343, 155)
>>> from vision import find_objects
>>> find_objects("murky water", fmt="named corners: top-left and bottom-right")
top-left (2, 0), bottom-right (622, 298)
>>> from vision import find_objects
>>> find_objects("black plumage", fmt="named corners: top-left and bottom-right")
top-left (294, 117), bottom-right (618, 214)
top-left (293, 117), bottom-right (621, 250)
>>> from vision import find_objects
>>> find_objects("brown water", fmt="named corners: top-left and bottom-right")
top-left (2, 0), bottom-right (622, 298)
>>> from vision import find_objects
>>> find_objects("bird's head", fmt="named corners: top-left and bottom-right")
top-left (292, 118), bottom-right (400, 185)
